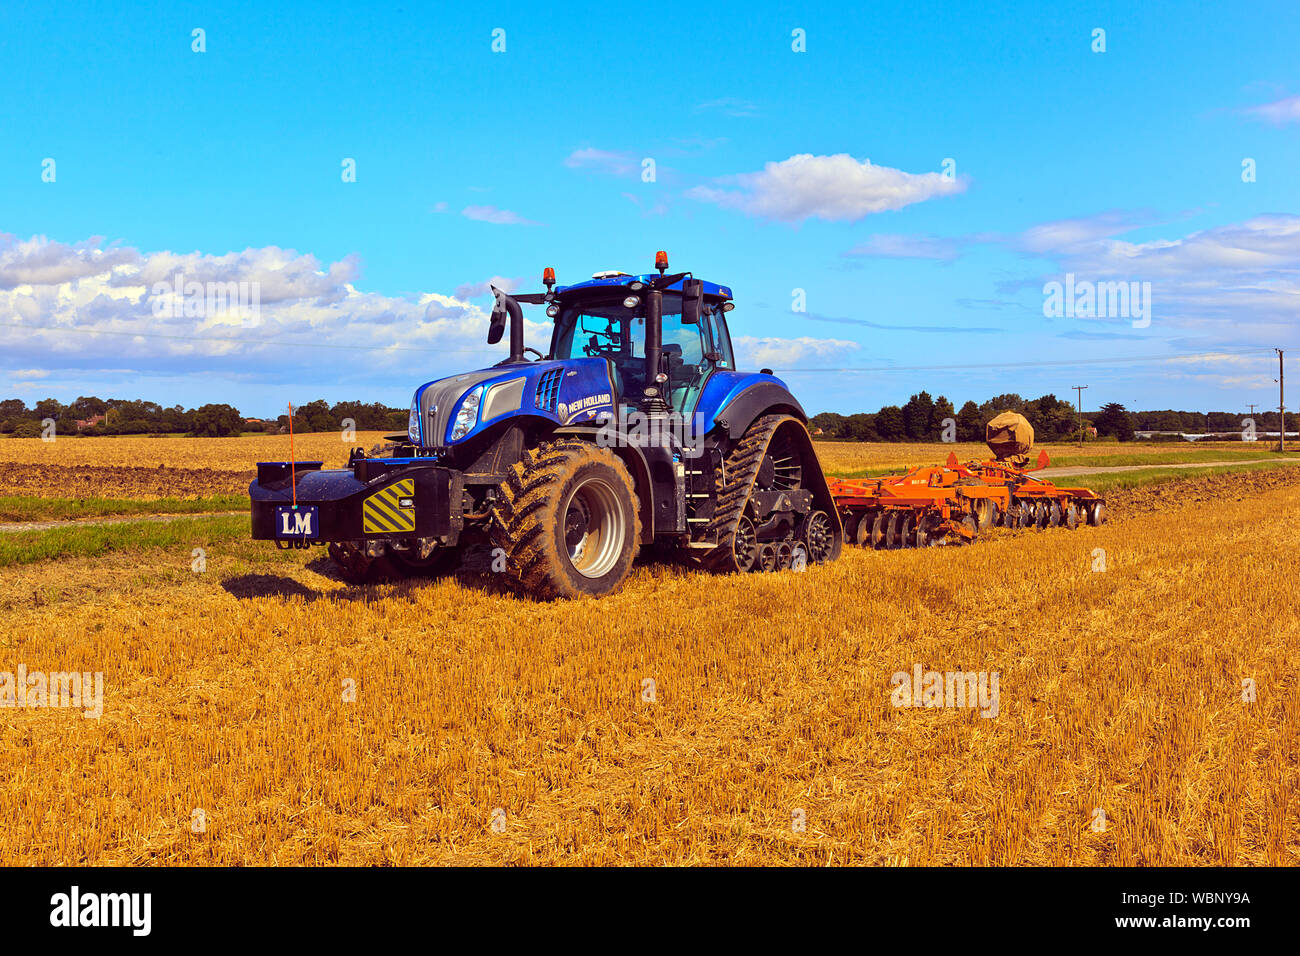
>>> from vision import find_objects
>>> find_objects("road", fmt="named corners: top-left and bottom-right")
top-left (1039, 458), bottom-right (1300, 479)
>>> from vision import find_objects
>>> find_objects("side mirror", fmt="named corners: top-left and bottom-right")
top-left (487, 302), bottom-right (506, 344)
top-left (681, 278), bottom-right (703, 325)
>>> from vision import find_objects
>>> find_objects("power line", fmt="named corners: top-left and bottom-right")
top-left (767, 346), bottom-right (1282, 374)
top-left (0, 318), bottom-right (1289, 376)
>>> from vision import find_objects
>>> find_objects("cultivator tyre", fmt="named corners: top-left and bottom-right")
top-left (490, 439), bottom-right (641, 599)
top-left (1048, 500), bottom-right (1062, 527)
top-left (968, 497), bottom-right (996, 530)
top-left (900, 513), bottom-right (917, 548)
top-left (1034, 499), bottom-right (1050, 529)
top-left (1063, 502), bottom-right (1079, 530)
top-left (757, 542), bottom-right (778, 572)
top-left (701, 414), bottom-right (842, 572)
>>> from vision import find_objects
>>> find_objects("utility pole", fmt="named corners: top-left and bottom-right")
top-left (1072, 385), bottom-right (1088, 447)
top-left (1276, 349), bottom-right (1285, 453)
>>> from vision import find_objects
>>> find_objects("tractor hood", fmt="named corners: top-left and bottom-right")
top-left (409, 358), bottom-right (617, 448)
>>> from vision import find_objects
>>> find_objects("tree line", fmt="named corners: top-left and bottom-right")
top-left (0, 396), bottom-right (407, 438)
top-left (810, 392), bottom-right (1289, 443)
top-left (3, 391), bottom-right (1285, 442)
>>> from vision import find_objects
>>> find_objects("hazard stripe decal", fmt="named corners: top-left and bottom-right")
top-left (363, 478), bottom-right (416, 533)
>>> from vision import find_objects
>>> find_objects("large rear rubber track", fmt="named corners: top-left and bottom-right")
top-left (701, 414), bottom-right (843, 572)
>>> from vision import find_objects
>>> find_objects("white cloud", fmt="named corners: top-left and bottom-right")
top-left (844, 234), bottom-right (965, 261)
top-left (0, 235), bottom-right (552, 387)
top-left (1015, 211), bottom-right (1156, 256)
top-left (454, 275), bottom-right (523, 299)
top-left (686, 154), bottom-right (967, 222)
top-left (694, 97), bottom-right (759, 118)
top-left (461, 205), bottom-right (542, 226)
top-left (1014, 213), bottom-right (1300, 344)
top-left (0, 236), bottom-right (137, 289)
top-left (731, 335), bottom-right (860, 369)
top-left (563, 148), bottom-right (640, 177)
top-left (1243, 94), bottom-right (1300, 125)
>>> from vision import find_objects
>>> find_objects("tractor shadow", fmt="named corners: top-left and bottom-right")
top-left (220, 547), bottom-right (518, 604)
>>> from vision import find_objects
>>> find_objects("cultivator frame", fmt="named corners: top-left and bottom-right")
top-left (828, 450), bottom-right (1105, 549)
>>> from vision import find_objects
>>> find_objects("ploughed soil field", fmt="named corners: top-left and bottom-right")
top-left (0, 436), bottom-right (1296, 865)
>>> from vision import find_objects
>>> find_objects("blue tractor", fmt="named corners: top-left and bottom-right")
top-left (249, 252), bottom-right (842, 598)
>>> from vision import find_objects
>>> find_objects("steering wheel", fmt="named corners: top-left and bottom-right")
top-left (523, 347), bottom-right (545, 360)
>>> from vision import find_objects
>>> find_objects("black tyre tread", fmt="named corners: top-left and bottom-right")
top-left (489, 439), bottom-right (640, 599)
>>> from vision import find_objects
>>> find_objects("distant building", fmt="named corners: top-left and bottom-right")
top-left (1134, 429), bottom-right (1298, 441)
top-left (74, 413), bottom-right (106, 431)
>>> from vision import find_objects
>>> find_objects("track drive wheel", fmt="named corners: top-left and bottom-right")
top-left (732, 514), bottom-right (759, 571)
top-left (491, 440), bottom-right (641, 599)
top-left (799, 510), bottom-right (836, 564)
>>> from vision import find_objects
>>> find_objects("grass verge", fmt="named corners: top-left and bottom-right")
top-left (0, 514), bottom-right (249, 568)
top-left (0, 493), bottom-right (246, 522)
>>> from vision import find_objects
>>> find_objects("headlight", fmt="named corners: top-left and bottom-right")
top-left (623, 295), bottom-right (640, 309)
top-left (408, 396), bottom-right (422, 445)
top-left (448, 386), bottom-right (484, 442)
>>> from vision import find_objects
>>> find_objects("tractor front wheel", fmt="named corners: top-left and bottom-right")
top-left (491, 440), bottom-right (641, 599)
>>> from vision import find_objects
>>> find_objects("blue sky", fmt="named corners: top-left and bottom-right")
top-left (2, 0), bottom-right (1298, 417)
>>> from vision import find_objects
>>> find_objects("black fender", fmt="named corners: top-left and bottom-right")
top-left (714, 382), bottom-right (807, 440)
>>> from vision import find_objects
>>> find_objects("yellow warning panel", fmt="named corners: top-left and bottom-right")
top-left (363, 478), bottom-right (416, 533)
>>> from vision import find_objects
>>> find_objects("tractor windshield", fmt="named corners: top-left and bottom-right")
top-left (552, 292), bottom-right (719, 412)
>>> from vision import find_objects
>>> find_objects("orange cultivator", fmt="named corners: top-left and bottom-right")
top-left (828, 444), bottom-right (1106, 550)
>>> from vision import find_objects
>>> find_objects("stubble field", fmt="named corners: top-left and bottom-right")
top-left (0, 435), bottom-right (1296, 865)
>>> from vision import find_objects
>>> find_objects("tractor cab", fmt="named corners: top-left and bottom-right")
top-left (547, 277), bottom-right (736, 415)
